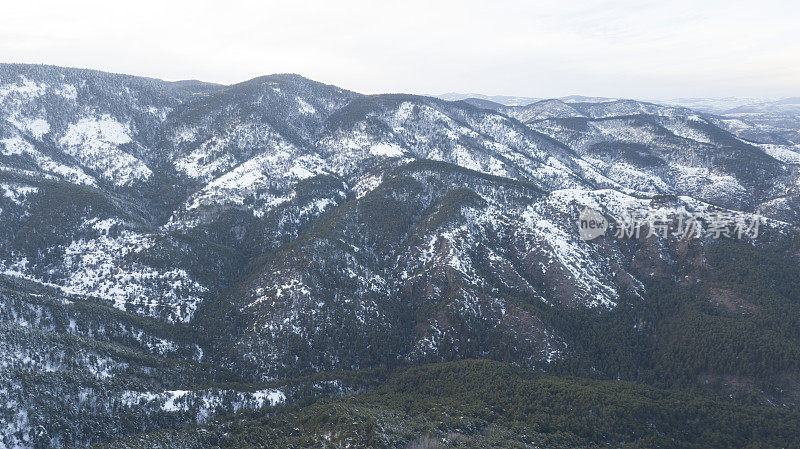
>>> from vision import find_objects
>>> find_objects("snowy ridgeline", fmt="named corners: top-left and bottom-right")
top-left (1, 64), bottom-right (800, 448)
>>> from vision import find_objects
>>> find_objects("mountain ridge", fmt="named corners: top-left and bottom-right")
top-left (2, 63), bottom-right (800, 448)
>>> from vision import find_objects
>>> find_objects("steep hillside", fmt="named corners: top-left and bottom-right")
top-left (1, 64), bottom-right (799, 448)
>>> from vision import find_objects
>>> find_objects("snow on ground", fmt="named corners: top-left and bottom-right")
top-left (670, 164), bottom-right (746, 200)
top-left (604, 163), bottom-right (672, 194)
top-left (59, 115), bottom-right (152, 186)
top-left (55, 83), bottom-right (78, 100)
top-left (658, 116), bottom-right (712, 144)
top-left (352, 173), bottom-right (383, 199)
top-left (0, 76), bottom-right (47, 102)
top-left (522, 205), bottom-right (619, 308)
top-left (0, 137), bottom-right (27, 156)
top-left (0, 183), bottom-right (38, 205)
top-left (297, 98), bottom-right (317, 115)
top-left (7, 116), bottom-right (50, 139)
top-left (369, 142), bottom-right (404, 157)
top-left (0, 136), bottom-right (96, 185)
top-left (1, 220), bottom-right (207, 323)
top-left (58, 229), bottom-right (207, 322)
top-left (761, 144), bottom-right (800, 164)
top-left (120, 387), bottom-right (286, 423)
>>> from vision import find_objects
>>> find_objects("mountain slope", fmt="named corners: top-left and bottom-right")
top-left (96, 360), bottom-right (800, 449)
top-left (1, 64), bottom-right (799, 448)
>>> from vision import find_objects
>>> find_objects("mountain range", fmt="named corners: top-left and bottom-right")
top-left (1, 63), bottom-right (800, 448)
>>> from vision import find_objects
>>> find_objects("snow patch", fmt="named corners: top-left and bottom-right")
top-left (0, 183), bottom-right (38, 205)
top-left (761, 144), bottom-right (800, 164)
top-left (59, 115), bottom-right (152, 185)
top-left (297, 98), bottom-right (317, 115)
top-left (369, 142), bottom-right (404, 157)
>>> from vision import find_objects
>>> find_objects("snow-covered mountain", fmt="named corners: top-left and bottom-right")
top-left (2, 64), bottom-right (800, 448)
top-left (436, 92), bottom-right (541, 106)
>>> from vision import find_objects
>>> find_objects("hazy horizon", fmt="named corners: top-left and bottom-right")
top-left (3, 0), bottom-right (798, 99)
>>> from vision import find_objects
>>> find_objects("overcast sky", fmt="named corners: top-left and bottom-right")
top-left (2, 0), bottom-right (798, 99)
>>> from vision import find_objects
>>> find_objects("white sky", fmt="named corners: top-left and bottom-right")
top-left (2, 0), bottom-right (798, 99)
